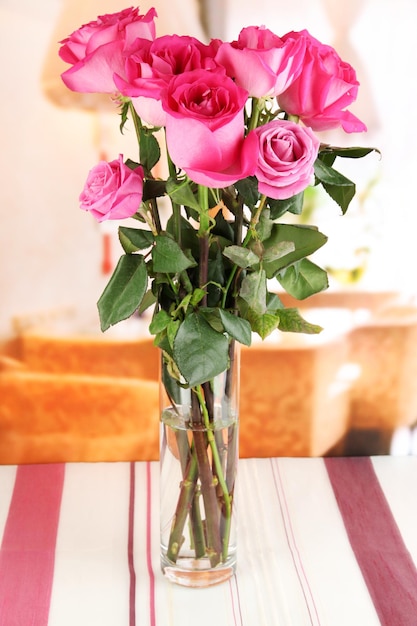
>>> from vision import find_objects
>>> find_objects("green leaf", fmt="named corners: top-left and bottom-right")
top-left (277, 258), bottom-right (329, 299)
top-left (262, 241), bottom-right (295, 264)
top-left (152, 234), bottom-right (196, 273)
top-left (199, 308), bottom-right (225, 333)
top-left (190, 288), bottom-right (206, 307)
top-left (234, 176), bottom-right (259, 207)
top-left (268, 192), bottom-right (304, 220)
top-left (262, 224), bottom-right (328, 278)
top-left (119, 227), bottom-right (155, 253)
top-left (167, 319), bottom-right (180, 349)
top-left (137, 289), bottom-right (156, 315)
top-left (239, 270), bottom-right (267, 315)
top-left (166, 177), bottom-right (201, 211)
top-left (166, 214), bottom-right (200, 257)
top-left (161, 352), bottom-right (182, 401)
top-left (277, 308), bottom-right (323, 334)
top-left (199, 307), bottom-right (251, 345)
top-left (119, 100), bottom-right (130, 134)
top-left (149, 309), bottom-right (171, 334)
top-left (320, 145), bottom-right (379, 159)
top-left (218, 310), bottom-right (252, 346)
top-left (139, 127), bottom-right (161, 172)
top-left (173, 312), bottom-right (229, 386)
top-left (207, 246), bottom-right (226, 307)
top-left (255, 208), bottom-right (273, 241)
top-left (223, 245), bottom-right (260, 268)
top-left (314, 159), bottom-right (355, 214)
top-left (266, 291), bottom-right (284, 312)
top-left (173, 292), bottom-right (192, 316)
top-left (98, 255), bottom-right (148, 331)
top-left (246, 309), bottom-right (280, 340)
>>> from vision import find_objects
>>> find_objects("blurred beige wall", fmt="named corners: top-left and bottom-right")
top-left (1, 0), bottom-right (416, 340)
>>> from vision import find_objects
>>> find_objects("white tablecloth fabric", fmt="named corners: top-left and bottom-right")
top-left (1, 457), bottom-right (417, 626)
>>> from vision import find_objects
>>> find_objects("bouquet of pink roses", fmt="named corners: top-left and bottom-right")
top-left (59, 6), bottom-right (376, 582)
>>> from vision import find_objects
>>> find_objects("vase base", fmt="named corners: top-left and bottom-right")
top-left (161, 555), bottom-right (235, 587)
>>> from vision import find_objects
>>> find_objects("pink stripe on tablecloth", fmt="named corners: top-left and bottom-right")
top-left (146, 462), bottom-right (156, 626)
top-left (228, 575), bottom-right (243, 626)
top-left (128, 462), bottom-right (136, 626)
top-left (325, 457), bottom-right (417, 626)
top-left (0, 464), bottom-right (65, 626)
top-left (271, 459), bottom-right (321, 626)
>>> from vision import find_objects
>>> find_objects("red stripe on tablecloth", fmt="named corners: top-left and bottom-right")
top-left (325, 457), bottom-right (417, 626)
top-left (0, 464), bottom-right (65, 626)
top-left (146, 462), bottom-right (156, 626)
top-left (128, 462), bottom-right (136, 626)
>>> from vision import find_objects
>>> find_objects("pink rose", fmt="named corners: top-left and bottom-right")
top-left (114, 35), bottom-right (220, 126)
top-left (59, 7), bottom-right (157, 94)
top-left (215, 26), bottom-right (306, 98)
top-left (162, 69), bottom-right (258, 187)
top-left (253, 120), bottom-right (320, 199)
top-left (277, 30), bottom-right (367, 133)
top-left (79, 155), bottom-right (144, 222)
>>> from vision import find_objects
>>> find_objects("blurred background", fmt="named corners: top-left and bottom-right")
top-left (1, 0), bottom-right (416, 336)
top-left (1, 0), bottom-right (417, 463)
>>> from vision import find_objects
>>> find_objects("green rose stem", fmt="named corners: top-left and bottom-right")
top-left (222, 193), bottom-right (268, 307)
top-left (167, 184), bottom-right (239, 567)
top-left (195, 385), bottom-right (233, 563)
top-left (166, 140), bottom-right (182, 247)
top-left (192, 204), bottom-right (225, 565)
top-left (225, 340), bottom-right (238, 494)
top-left (128, 101), bottom-right (162, 233)
top-left (187, 391), bottom-right (221, 567)
top-left (248, 97), bottom-right (261, 131)
top-left (166, 446), bottom-right (201, 562)
top-left (174, 424), bottom-right (206, 559)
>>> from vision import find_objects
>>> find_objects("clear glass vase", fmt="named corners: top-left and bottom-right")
top-left (159, 342), bottom-right (239, 587)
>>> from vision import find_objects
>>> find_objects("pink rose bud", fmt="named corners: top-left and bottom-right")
top-left (79, 155), bottom-right (144, 222)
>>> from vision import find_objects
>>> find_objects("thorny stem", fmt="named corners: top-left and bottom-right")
top-left (166, 450), bottom-right (200, 562)
top-left (170, 430), bottom-right (206, 560)
top-left (128, 101), bottom-right (162, 234)
top-left (199, 236), bottom-right (209, 308)
top-left (166, 134), bottom-right (182, 247)
top-left (149, 197), bottom-right (162, 234)
top-left (195, 385), bottom-right (233, 562)
top-left (128, 101), bottom-right (142, 155)
top-left (190, 392), bottom-right (222, 566)
top-left (221, 194), bottom-right (267, 307)
top-left (164, 181), bottom-right (239, 568)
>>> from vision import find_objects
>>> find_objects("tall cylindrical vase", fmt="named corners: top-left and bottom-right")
top-left (159, 341), bottom-right (240, 587)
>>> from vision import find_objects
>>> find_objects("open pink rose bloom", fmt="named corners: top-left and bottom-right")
top-left (254, 120), bottom-right (320, 199)
top-left (162, 69), bottom-right (259, 187)
top-left (278, 30), bottom-right (367, 133)
top-left (59, 7), bottom-right (368, 206)
top-left (59, 7), bottom-right (157, 94)
top-left (79, 155), bottom-right (144, 222)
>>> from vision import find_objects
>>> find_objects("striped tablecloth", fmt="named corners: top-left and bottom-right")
top-left (1, 456), bottom-right (417, 626)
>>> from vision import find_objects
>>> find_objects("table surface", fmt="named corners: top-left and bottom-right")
top-left (1, 456), bottom-right (417, 626)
